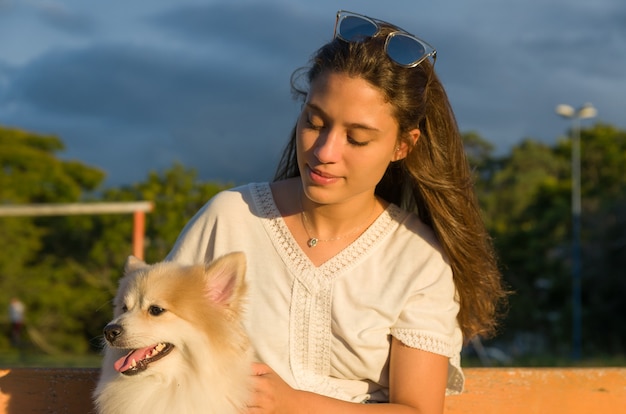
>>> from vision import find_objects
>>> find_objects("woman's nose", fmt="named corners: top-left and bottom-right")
top-left (313, 130), bottom-right (342, 163)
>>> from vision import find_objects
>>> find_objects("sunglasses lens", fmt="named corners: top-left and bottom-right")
top-left (386, 33), bottom-right (427, 66)
top-left (339, 15), bottom-right (377, 41)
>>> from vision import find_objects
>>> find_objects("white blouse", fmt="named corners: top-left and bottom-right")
top-left (166, 182), bottom-right (464, 402)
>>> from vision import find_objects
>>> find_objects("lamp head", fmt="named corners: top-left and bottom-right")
top-left (555, 104), bottom-right (575, 118)
top-left (578, 103), bottom-right (597, 119)
top-left (556, 103), bottom-right (597, 119)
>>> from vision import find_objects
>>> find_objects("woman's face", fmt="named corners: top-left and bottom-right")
top-left (296, 71), bottom-right (412, 206)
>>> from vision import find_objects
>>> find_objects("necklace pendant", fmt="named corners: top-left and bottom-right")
top-left (307, 238), bottom-right (318, 248)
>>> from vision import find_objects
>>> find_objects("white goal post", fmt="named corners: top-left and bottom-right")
top-left (0, 202), bottom-right (153, 259)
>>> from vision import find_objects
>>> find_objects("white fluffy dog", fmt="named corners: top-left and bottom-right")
top-left (93, 252), bottom-right (251, 414)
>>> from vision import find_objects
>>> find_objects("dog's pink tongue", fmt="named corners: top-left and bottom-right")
top-left (114, 346), bottom-right (154, 372)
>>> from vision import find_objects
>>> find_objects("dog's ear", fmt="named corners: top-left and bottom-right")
top-left (204, 252), bottom-right (246, 306)
top-left (124, 255), bottom-right (149, 273)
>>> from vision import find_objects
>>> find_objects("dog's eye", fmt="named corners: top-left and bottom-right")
top-left (148, 305), bottom-right (166, 316)
top-left (121, 305), bottom-right (128, 313)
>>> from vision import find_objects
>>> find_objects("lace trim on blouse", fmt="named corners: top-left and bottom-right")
top-left (251, 182), bottom-right (402, 280)
top-left (391, 329), bottom-right (454, 357)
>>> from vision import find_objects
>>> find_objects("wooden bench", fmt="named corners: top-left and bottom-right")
top-left (1, 367), bottom-right (624, 413)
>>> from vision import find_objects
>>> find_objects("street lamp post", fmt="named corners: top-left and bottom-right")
top-left (555, 102), bottom-right (597, 360)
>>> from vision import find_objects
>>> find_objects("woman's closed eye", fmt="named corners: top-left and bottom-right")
top-left (305, 113), bottom-right (325, 131)
top-left (347, 135), bottom-right (368, 147)
top-left (306, 120), bottom-right (324, 131)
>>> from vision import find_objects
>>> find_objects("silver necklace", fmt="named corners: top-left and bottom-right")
top-left (300, 193), bottom-right (377, 248)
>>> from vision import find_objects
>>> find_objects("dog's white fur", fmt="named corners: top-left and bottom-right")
top-left (93, 252), bottom-right (251, 414)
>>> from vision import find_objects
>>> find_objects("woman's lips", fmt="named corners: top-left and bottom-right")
top-left (307, 165), bottom-right (340, 185)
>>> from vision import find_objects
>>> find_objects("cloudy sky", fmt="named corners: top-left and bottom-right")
top-left (1, 0), bottom-right (624, 187)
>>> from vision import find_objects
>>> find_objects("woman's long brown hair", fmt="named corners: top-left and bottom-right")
top-left (275, 29), bottom-right (508, 341)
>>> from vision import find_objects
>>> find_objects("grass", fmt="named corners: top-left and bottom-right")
top-left (0, 349), bottom-right (102, 368)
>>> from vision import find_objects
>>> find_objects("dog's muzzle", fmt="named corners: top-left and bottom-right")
top-left (103, 323), bottom-right (174, 375)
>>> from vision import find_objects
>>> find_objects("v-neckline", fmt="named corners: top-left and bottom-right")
top-left (252, 182), bottom-right (401, 276)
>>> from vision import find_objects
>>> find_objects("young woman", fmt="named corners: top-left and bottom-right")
top-left (166, 10), bottom-right (507, 414)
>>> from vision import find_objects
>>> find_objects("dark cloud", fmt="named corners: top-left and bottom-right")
top-left (6, 45), bottom-right (244, 124)
top-left (33, 1), bottom-right (96, 35)
top-left (511, 4), bottom-right (626, 80)
top-left (0, 59), bottom-right (13, 88)
top-left (149, 2), bottom-right (329, 64)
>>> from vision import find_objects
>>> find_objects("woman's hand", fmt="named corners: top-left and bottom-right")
top-left (245, 344), bottom-right (447, 414)
top-left (246, 362), bottom-right (299, 414)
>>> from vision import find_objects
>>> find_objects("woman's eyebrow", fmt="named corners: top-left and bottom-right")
top-left (305, 102), bottom-right (381, 132)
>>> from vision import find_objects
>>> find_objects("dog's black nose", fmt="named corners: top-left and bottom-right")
top-left (104, 323), bottom-right (123, 343)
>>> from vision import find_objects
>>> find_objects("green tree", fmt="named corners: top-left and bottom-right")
top-left (0, 126), bottom-right (106, 351)
top-left (576, 124), bottom-right (626, 354)
top-left (0, 127), bottom-right (104, 203)
top-left (475, 125), bottom-right (626, 356)
top-left (466, 135), bottom-right (570, 351)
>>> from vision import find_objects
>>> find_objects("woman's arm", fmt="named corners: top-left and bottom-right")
top-left (246, 337), bottom-right (449, 414)
top-left (389, 337), bottom-right (448, 413)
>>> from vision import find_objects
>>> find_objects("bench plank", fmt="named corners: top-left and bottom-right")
top-left (1, 367), bottom-right (624, 413)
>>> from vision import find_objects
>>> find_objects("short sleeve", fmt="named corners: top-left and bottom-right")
top-left (166, 185), bottom-right (251, 265)
top-left (389, 240), bottom-right (465, 394)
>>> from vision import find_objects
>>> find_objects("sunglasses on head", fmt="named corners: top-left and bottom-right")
top-left (334, 10), bottom-right (437, 68)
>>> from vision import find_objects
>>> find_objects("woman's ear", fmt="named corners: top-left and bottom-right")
top-left (392, 129), bottom-right (420, 161)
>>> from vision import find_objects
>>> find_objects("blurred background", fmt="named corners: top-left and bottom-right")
top-left (0, 0), bottom-right (624, 367)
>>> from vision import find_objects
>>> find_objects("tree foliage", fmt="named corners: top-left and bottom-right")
top-left (466, 124), bottom-right (626, 356)
top-left (0, 126), bottom-right (106, 350)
